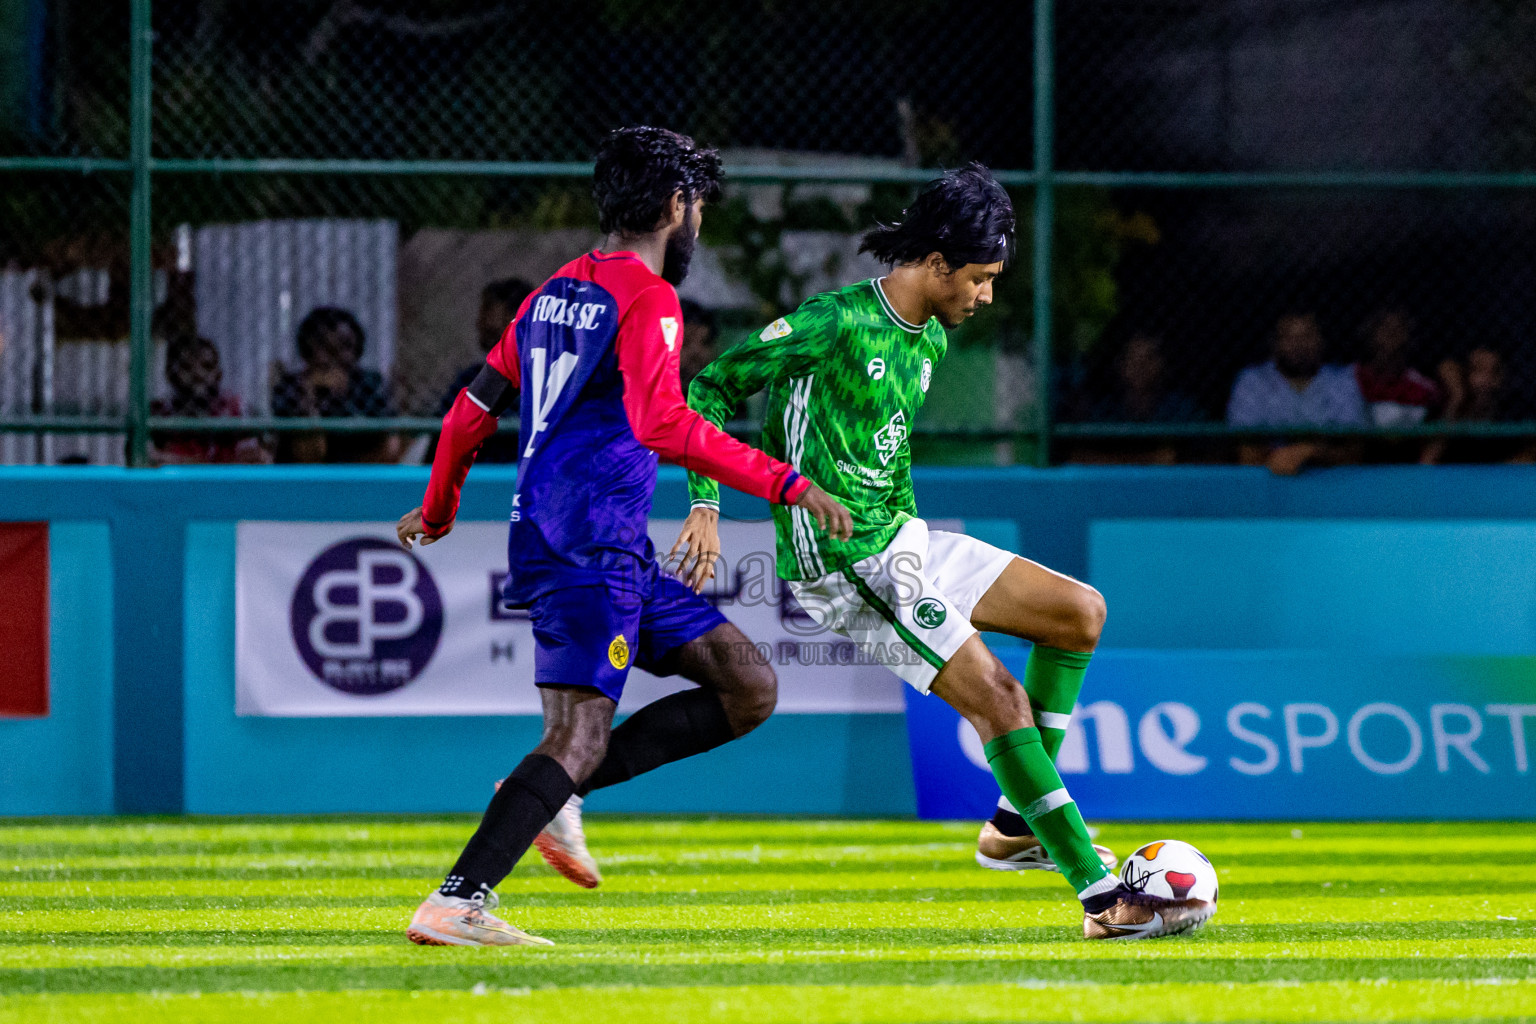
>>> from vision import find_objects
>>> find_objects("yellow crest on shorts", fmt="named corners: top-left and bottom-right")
top-left (608, 634), bottom-right (630, 669)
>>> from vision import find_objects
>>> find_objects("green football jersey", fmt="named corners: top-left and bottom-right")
top-left (687, 278), bottom-right (946, 581)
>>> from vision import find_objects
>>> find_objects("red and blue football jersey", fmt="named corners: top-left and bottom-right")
top-left (423, 250), bottom-right (807, 605)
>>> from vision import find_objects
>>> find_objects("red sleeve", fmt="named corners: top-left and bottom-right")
top-left (421, 387), bottom-right (502, 532)
top-left (419, 294), bottom-right (533, 530)
top-left (615, 284), bottom-right (809, 505)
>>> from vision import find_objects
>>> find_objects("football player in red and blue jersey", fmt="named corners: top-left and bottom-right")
top-left (397, 126), bottom-right (851, 947)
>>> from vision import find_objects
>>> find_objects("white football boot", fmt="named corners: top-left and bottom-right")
top-left (976, 821), bottom-right (1118, 872)
top-left (406, 890), bottom-right (553, 947)
top-left (533, 794), bottom-right (602, 889)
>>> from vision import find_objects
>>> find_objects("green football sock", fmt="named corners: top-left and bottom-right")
top-left (984, 726), bottom-right (1113, 896)
top-left (1024, 646), bottom-right (1092, 762)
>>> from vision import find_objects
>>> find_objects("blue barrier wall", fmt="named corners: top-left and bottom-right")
top-left (0, 522), bottom-right (114, 814)
top-left (4, 464), bottom-right (1536, 816)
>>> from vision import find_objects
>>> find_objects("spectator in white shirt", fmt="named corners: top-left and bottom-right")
top-left (1227, 311), bottom-right (1367, 474)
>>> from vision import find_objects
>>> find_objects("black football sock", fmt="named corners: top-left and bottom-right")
top-left (440, 753), bottom-right (574, 899)
top-left (576, 688), bottom-right (736, 797)
top-left (990, 801), bottom-right (1033, 838)
top-left (1081, 884), bottom-right (1129, 914)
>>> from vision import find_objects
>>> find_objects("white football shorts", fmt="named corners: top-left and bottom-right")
top-left (787, 517), bottom-right (1016, 692)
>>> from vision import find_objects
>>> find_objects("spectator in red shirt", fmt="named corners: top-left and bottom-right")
top-left (1351, 310), bottom-right (1447, 463)
top-left (1353, 310), bottom-right (1443, 426)
top-left (150, 335), bottom-right (268, 465)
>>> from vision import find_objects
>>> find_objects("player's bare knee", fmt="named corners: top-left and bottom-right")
top-left (564, 733), bottom-right (610, 784)
top-left (988, 663), bottom-right (1033, 732)
top-left (537, 721), bottom-right (610, 782)
top-left (963, 660), bottom-right (1032, 741)
top-left (1060, 584), bottom-right (1107, 651)
top-left (695, 627), bottom-right (777, 735)
top-left (729, 663), bottom-right (778, 735)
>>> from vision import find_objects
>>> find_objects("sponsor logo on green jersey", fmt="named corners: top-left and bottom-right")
top-left (873, 410), bottom-right (908, 465)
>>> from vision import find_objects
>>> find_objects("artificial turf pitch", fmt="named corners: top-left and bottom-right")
top-left (1, 819), bottom-right (1532, 1023)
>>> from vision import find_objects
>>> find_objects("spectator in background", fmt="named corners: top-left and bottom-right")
top-left (1064, 331), bottom-right (1204, 465)
top-left (1423, 345), bottom-right (1536, 464)
top-left (1351, 309), bottom-right (1447, 463)
top-left (1228, 311), bottom-right (1366, 475)
top-left (272, 307), bottom-right (399, 463)
top-left (679, 298), bottom-right (719, 395)
top-left (430, 278), bottom-right (534, 464)
top-left (150, 335), bottom-right (268, 465)
top-left (1353, 310), bottom-right (1442, 427)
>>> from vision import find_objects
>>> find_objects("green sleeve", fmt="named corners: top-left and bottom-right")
top-left (686, 298), bottom-right (838, 508)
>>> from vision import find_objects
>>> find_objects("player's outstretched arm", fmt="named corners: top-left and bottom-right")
top-left (669, 481), bottom-right (851, 593)
top-left (405, 301), bottom-right (527, 547)
top-left (684, 302), bottom-right (836, 512)
top-left (616, 285), bottom-right (829, 506)
top-left (408, 355), bottom-right (520, 548)
top-left (794, 480), bottom-right (853, 538)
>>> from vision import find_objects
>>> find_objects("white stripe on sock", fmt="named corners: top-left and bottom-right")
top-left (1079, 874), bottom-right (1121, 899)
top-left (996, 795), bottom-right (1017, 814)
top-left (1038, 711), bottom-right (1073, 731)
top-left (1024, 788), bottom-right (1073, 819)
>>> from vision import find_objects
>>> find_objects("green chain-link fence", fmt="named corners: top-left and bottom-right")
top-left (3, 0), bottom-right (1535, 467)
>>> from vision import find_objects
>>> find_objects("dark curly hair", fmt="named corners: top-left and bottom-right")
top-left (481, 277), bottom-right (535, 313)
top-left (164, 333), bottom-right (216, 372)
top-left (592, 126), bottom-right (724, 236)
top-left (860, 162), bottom-right (1015, 270)
top-left (295, 306), bottom-right (365, 363)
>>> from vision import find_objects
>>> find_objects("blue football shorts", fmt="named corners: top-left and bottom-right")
top-left (528, 566), bottom-right (727, 702)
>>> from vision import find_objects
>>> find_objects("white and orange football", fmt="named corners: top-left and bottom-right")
top-left (1119, 839), bottom-right (1219, 909)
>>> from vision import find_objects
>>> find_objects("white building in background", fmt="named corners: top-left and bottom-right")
top-left (193, 219), bottom-right (398, 417)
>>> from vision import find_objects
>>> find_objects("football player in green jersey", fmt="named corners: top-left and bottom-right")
top-left (671, 165), bottom-right (1212, 940)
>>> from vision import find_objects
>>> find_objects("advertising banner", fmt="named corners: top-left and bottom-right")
top-left (908, 519), bottom-right (1536, 821)
top-left (235, 519), bottom-right (912, 716)
top-left (906, 651), bottom-right (1536, 820)
top-left (0, 522), bottom-right (48, 717)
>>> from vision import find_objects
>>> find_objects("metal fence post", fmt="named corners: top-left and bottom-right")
top-left (1032, 0), bottom-right (1055, 467)
top-left (127, 0), bottom-right (153, 468)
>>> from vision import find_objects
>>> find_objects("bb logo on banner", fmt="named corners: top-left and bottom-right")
top-left (289, 538), bottom-right (443, 695)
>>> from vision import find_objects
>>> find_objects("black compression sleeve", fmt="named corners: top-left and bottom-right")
top-left (577, 689), bottom-right (736, 797)
top-left (467, 363), bottom-right (516, 417)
